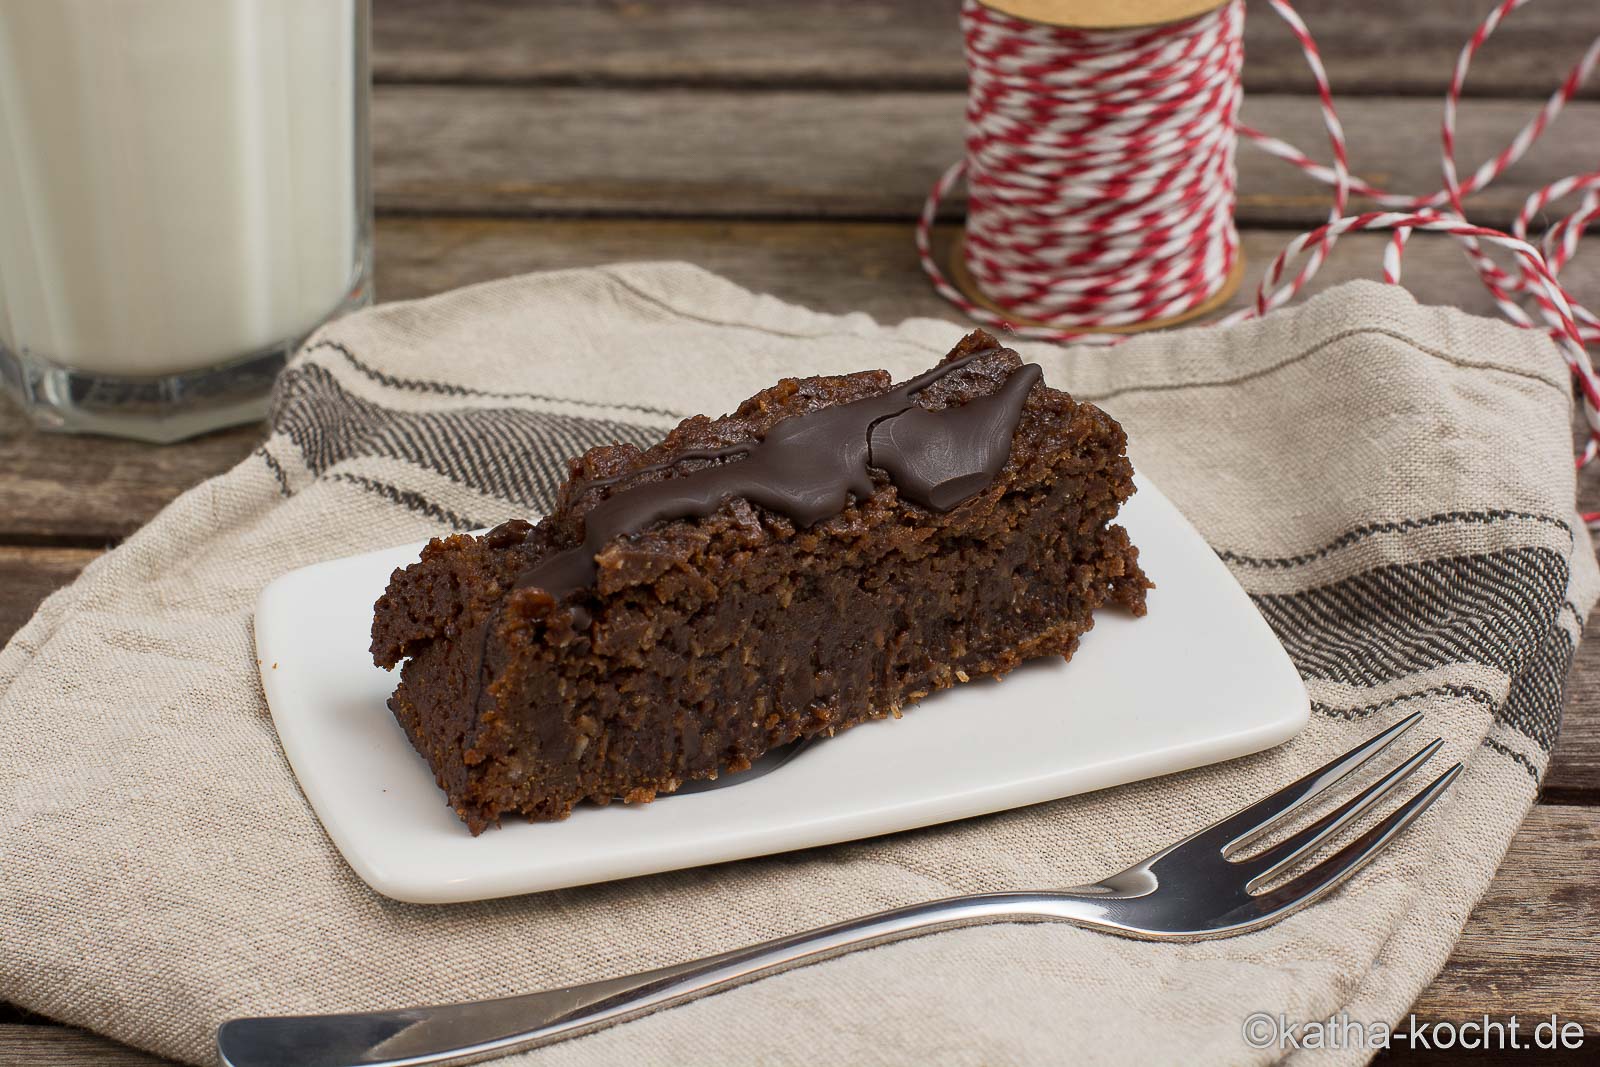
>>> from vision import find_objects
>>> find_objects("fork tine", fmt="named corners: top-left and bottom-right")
top-left (1237, 737), bottom-right (1443, 886)
top-left (1201, 712), bottom-right (1424, 851)
top-left (1250, 762), bottom-right (1462, 914)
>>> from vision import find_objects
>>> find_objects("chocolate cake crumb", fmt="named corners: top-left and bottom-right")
top-left (371, 331), bottom-right (1148, 833)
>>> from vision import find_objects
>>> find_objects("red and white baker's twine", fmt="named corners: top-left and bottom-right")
top-left (916, 0), bottom-right (1600, 524)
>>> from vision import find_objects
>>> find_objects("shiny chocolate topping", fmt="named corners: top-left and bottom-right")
top-left (511, 348), bottom-right (1041, 603)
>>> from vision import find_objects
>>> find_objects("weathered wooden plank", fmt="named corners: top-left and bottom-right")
top-left (0, 547), bottom-right (96, 646)
top-left (370, 216), bottom-right (1600, 334)
top-left (1411, 805), bottom-right (1600, 1028)
top-left (1550, 474), bottom-right (1600, 803)
top-left (1548, 622), bottom-right (1600, 805)
top-left (0, 414), bottom-right (259, 544)
top-left (371, 86), bottom-right (1600, 227)
top-left (372, 0), bottom-right (1600, 99)
top-left (3, 804), bottom-right (1592, 1063)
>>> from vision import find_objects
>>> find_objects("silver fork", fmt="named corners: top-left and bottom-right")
top-left (217, 712), bottom-right (1458, 1067)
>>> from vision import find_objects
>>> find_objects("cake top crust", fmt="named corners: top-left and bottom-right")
top-left (511, 335), bottom-right (1041, 601)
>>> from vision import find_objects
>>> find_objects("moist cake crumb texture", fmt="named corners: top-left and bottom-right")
top-left (371, 331), bottom-right (1149, 833)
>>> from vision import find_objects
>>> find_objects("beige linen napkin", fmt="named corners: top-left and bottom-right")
top-left (2, 264), bottom-right (1593, 1066)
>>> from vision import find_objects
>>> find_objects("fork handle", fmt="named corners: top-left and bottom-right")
top-left (217, 891), bottom-right (1082, 1067)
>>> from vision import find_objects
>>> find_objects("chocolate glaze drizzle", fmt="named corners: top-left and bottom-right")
top-left (512, 348), bottom-right (1041, 602)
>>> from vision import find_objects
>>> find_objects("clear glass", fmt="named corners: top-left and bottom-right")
top-left (0, 0), bottom-right (373, 442)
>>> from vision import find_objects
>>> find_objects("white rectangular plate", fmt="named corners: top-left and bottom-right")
top-left (256, 472), bottom-right (1308, 903)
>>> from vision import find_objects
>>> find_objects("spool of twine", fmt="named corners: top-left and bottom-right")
top-left (916, 0), bottom-right (1600, 523)
top-left (925, 0), bottom-right (1246, 334)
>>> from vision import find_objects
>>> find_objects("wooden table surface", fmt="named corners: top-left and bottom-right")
top-left (2, 2), bottom-right (1597, 1063)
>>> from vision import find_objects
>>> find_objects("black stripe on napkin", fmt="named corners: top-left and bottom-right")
top-left (1215, 510), bottom-right (1571, 570)
top-left (1497, 622), bottom-right (1575, 753)
top-left (1251, 546), bottom-right (1569, 687)
top-left (271, 362), bottom-right (659, 512)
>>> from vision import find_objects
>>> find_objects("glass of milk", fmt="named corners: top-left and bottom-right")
top-left (0, 0), bottom-right (372, 442)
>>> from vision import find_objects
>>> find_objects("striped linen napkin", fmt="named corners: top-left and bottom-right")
top-left (1, 264), bottom-right (1592, 1065)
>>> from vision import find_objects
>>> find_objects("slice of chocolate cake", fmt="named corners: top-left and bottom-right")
top-left (371, 331), bottom-right (1149, 833)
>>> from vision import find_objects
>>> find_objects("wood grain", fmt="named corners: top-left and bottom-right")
top-left (369, 216), bottom-right (1600, 325)
top-left (1547, 632), bottom-right (1600, 805)
top-left (372, 0), bottom-right (1600, 99)
top-left (0, 412), bottom-right (259, 544)
top-left (371, 86), bottom-right (1600, 227)
top-left (1412, 805), bottom-right (1600, 1026)
top-left (3, 804), bottom-right (1592, 1064)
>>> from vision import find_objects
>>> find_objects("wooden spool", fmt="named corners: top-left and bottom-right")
top-left (981, 0), bottom-right (1234, 30)
top-left (950, 0), bottom-right (1244, 333)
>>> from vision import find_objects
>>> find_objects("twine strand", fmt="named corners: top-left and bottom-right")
top-left (917, 0), bottom-right (1600, 523)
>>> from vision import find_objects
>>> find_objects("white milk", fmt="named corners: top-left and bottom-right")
top-left (0, 0), bottom-right (361, 378)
